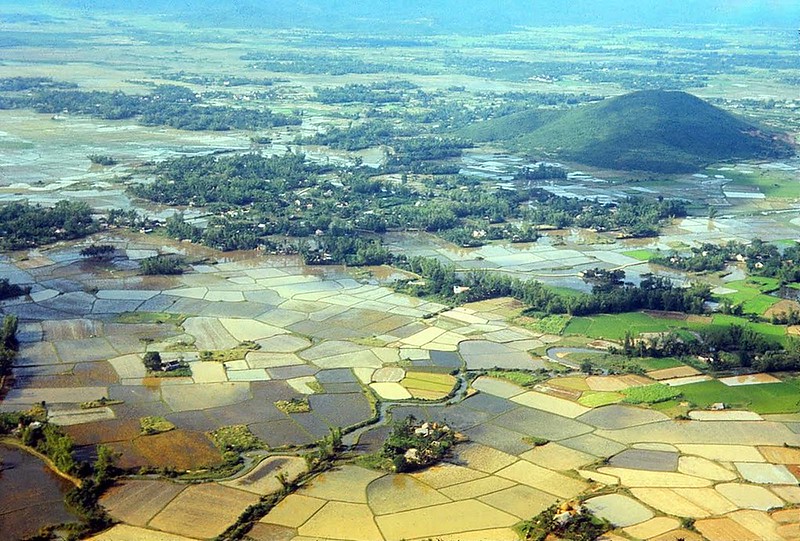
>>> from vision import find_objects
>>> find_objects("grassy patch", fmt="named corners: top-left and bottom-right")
top-left (650, 399), bottom-right (691, 418)
top-left (275, 398), bottom-right (311, 414)
top-left (623, 249), bottom-right (658, 261)
top-left (306, 380), bottom-right (324, 394)
top-left (486, 370), bottom-right (544, 388)
top-left (565, 312), bottom-right (674, 340)
top-left (679, 379), bottom-right (800, 414)
top-left (716, 277), bottom-right (781, 315)
top-left (116, 312), bottom-right (187, 325)
top-left (716, 168), bottom-right (800, 199)
top-left (352, 336), bottom-right (389, 347)
top-left (80, 398), bottom-right (123, 409)
top-left (621, 383), bottom-right (682, 404)
top-left (578, 391), bottom-right (624, 407)
top-left (514, 314), bottom-right (572, 335)
top-left (209, 425), bottom-right (264, 452)
top-left (522, 436), bottom-right (550, 447)
top-left (200, 341), bottom-right (260, 363)
top-left (140, 416), bottom-right (175, 435)
top-left (354, 452), bottom-right (391, 470)
top-left (544, 285), bottom-right (585, 298)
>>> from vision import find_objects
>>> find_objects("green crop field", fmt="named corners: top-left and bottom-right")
top-left (716, 277), bottom-right (780, 315)
top-left (566, 311), bottom-right (787, 344)
top-left (622, 249), bottom-right (658, 261)
top-left (621, 384), bottom-right (682, 404)
top-left (578, 391), bottom-right (624, 407)
top-left (679, 379), bottom-right (800, 414)
top-left (712, 168), bottom-right (800, 199)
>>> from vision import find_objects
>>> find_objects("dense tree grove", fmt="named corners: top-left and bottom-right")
top-left (0, 76), bottom-right (76, 91)
top-left (131, 152), bottom-right (317, 206)
top-left (298, 121), bottom-right (399, 151)
top-left (2, 84), bottom-right (301, 131)
top-left (379, 416), bottom-right (457, 472)
top-left (139, 255), bottom-right (186, 275)
top-left (127, 148), bottom-right (691, 263)
top-left (525, 192), bottom-right (687, 237)
top-left (314, 81), bottom-right (421, 104)
top-left (616, 324), bottom-right (800, 373)
top-left (0, 200), bottom-right (97, 250)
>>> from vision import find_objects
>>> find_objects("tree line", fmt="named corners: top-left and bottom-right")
top-left (397, 257), bottom-right (711, 317)
top-left (1, 84), bottom-right (301, 131)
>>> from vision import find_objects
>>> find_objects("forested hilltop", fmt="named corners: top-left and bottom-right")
top-left (463, 90), bottom-right (795, 173)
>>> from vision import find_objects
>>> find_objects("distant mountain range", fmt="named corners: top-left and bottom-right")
top-left (461, 90), bottom-right (796, 173)
top-left (55, 1), bottom-right (800, 32)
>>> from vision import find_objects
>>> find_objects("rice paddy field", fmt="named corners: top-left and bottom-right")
top-left (3, 4), bottom-right (800, 540)
top-left (5, 234), bottom-right (800, 540)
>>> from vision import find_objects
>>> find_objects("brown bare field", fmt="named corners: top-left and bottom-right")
top-left (100, 480), bottom-right (185, 526)
top-left (149, 484), bottom-right (260, 539)
top-left (87, 524), bottom-right (199, 541)
top-left (64, 419), bottom-right (141, 446)
top-left (131, 430), bottom-right (223, 470)
top-left (758, 446), bottom-right (800, 464)
top-left (764, 300), bottom-right (800, 319)
top-left (694, 517), bottom-right (761, 541)
top-left (42, 319), bottom-right (102, 340)
top-left (647, 366), bottom-right (701, 381)
top-left (649, 529), bottom-right (704, 541)
top-left (108, 430), bottom-right (223, 471)
top-left (74, 361), bottom-right (120, 386)
top-left (224, 456), bottom-right (307, 495)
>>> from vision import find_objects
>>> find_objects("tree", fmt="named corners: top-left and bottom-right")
top-left (93, 444), bottom-right (117, 487)
top-left (142, 351), bottom-right (162, 372)
top-left (139, 255), bottom-right (185, 275)
top-left (80, 244), bottom-right (115, 260)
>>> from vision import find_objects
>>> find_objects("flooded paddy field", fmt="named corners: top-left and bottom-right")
top-left (1, 237), bottom-right (800, 540)
top-left (0, 443), bottom-right (80, 539)
top-left (3, 6), bottom-right (800, 540)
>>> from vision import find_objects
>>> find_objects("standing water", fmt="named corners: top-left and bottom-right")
top-left (0, 443), bottom-right (79, 539)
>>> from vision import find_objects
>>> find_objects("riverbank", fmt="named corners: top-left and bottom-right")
top-left (0, 436), bottom-right (82, 487)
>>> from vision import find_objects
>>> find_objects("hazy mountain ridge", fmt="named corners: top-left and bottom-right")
top-left (463, 90), bottom-right (796, 173)
top-left (54, 0), bottom-right (800, 32)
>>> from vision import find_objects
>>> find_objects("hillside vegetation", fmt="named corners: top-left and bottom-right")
top-left (463, 90), bottom-right (794, 173)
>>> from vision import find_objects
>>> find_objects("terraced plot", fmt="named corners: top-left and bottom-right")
top-left (6, 242), bottom-right (800, 540)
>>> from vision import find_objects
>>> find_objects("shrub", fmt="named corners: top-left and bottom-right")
top-left (140, 416), bottom-right (175, 435)
top-left (209, 425), bottom-right (263, 452)
top-left (275, 398), bottom-right (311, 414)
top-left (139, 255), bottom-right (186, 275)
top-left (142, 351), bottom-right (162, 371)
top-left (79, 244), bottom-right (115, 259)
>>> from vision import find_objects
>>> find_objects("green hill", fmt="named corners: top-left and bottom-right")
top-left (462, 90), bottom-right (794, 173)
